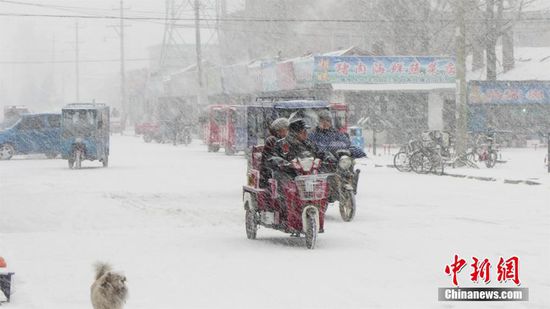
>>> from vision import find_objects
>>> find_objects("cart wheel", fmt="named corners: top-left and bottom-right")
top-left (409, 151), bottom-right (428, 174)
top-left (431, 154), bottom-right (445, 175)
top-left (486, 151), bottom-right (497, 168)
top-left (102, 156), bottom-right (109, 168)
top-left (245, 203), bottom-right (257, 240)
top-left (225, 147), bottom-right (235, 155)
top-left (212, 145), bottom-right (220, 152)
top-left (143, 134), bottom-right (152, 143)
top-left (393, 151), bottom-right (411, 172)
top-left (0, 143), bottom-right (15, 160)
top-left (305, 211), bottom-right (317, 249)
top-left (339, 190), bottom-right (356, 222)
top-left (75, 151), bottom-right (82, 169)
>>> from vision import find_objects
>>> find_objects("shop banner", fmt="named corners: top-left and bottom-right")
top-left (261, 61), bottom-right (278, 92)
top-left (293, 57), bottom-right (314, 88)
top-left (276, 62), bottom-right (296, 91)
top-left (468, 80), bottom-right (550, 105)
top-left (221, 63), bottom-right (253, 94)
top-left (314, 56), bottom-right (455, 84)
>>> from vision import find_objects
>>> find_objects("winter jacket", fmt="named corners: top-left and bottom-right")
top-left (259, 135), bottom-right (279, 187)
top-left (268, 132), bottom-right (319, 178)
top-left (309, 127), bottom-right (366, 158)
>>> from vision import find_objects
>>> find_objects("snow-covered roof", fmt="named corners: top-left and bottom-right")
top-left (521, 0), bottom-right (550, 12)
top-left (332, 83), bottom-right (455, 92)
top-left (467, 47), bottom-right (550, 81)
top-left (62, 103), bottom-right (107, 110)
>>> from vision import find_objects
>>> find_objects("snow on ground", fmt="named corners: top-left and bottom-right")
top-left (369, 146), bottom-right (550, 185)
top-left (1, 135), bottom-right (549, 309)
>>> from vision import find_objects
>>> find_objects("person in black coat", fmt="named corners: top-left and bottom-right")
top-left (271, 118), bottom-right (319, 177)
top-left (259, 118), bottom-right (289, 188)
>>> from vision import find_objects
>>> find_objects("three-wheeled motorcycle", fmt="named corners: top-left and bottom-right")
top-left (243, 146), bottom-right (331, 249)
top-left (223, 105), bottom-right (247, 155)
top-left (204, 104), bottom-right (227, 152)
top-left (61, 103), bottom-right (110, 169)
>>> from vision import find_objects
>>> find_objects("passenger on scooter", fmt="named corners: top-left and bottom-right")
top-left (269, 118), bottom-right (318, 218)
top-left (259, 118), bottom-right (289, 188)
top-left (273, 118), bottom-right (318, 168)
top-left (268, 118), bottom-right (320, 189)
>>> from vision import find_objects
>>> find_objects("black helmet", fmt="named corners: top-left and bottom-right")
top-left (289, 118), bottom-right (309, 133)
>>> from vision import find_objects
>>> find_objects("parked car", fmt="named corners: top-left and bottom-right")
top-left (0, 113), bottom-right (62, 160)
top-left (2, 105), bottom-right (30, 129)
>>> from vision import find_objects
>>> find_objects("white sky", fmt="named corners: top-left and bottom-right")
top-left (0, 0), bottom-right (243, 110)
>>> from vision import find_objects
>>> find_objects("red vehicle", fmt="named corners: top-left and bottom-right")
top-left (243, 146), bottom-right (331, 249)
top-left (223, 105), bottom-right (248, 155)
top-left (204, 105), bottom-right (227, 152)
top-left (135, 122), bottom-right (161, 143)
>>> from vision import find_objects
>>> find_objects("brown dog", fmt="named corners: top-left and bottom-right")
top-left (90, 263), bottom-right (128, 309)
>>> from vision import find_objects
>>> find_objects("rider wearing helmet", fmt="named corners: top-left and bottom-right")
top-left (309, 110), bottom-right (365, 158)
top-left (273, 118), bottom-right (318, 166)
top-left (269, 118), bottom-right (319, 219)
top-left (259, 117), bottom-right (289, 188)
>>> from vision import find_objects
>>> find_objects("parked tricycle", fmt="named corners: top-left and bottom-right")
top-left (204, 104), bottom-right (227, 152)
top-left (61, 103), bottom-right (110, 169)
top-left (223, 105), bottom-right (247, 155)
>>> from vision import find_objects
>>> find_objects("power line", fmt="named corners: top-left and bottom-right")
top-left (1, 11), bottom-right (550, 23)
top-left (0, 0), bottom-right (168, 17)
top-left (0, 58), bottom-right (150, 64)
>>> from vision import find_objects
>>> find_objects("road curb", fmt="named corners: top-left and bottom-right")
top-left (385, 164), bottom-right (542, 186)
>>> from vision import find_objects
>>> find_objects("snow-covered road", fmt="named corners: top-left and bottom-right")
top-left (1, 136), bottom-right (549, 308)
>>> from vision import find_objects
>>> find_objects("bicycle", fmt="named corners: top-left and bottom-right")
top-left (393, 139), bottom-right (421, 172)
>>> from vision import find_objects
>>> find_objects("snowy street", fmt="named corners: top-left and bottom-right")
top-left (1, 135), bottom-right (549, 308)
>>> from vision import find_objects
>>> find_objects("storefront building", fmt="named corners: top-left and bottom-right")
top-left (313, 55), bottom-right (456, 144)
top-left (468, 80), bottom-right (550, 146)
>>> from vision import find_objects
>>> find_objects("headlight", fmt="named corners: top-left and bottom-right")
top-left (75, 138), bottom-right (83, 143)
top-left (338, 155), bottom-right (352, 170)
top-left (298, 157), bottom-right (314, 172)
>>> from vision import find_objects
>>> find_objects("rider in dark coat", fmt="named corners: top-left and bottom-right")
top-left (259, 118), bottom-right (289, 188)
top-left (309, 110), bottom-right (366, 158)
top-left (273, 118), bottom-right (318, 170)
top-left (269, 118), bottom-right (319, 219)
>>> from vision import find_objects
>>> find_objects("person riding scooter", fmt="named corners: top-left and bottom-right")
top-left (272, 118), bottom-right (318, 169)
top-left (309, 111), bottom-right (364, 221)
top-left (309, 110), bottom-right (365, 158)
top-left (259, 118), bottom-right (289, 188)
top-left (268, 118), bottom-right (321, 229)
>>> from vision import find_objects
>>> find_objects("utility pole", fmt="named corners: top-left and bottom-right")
top-left (195, 0), bottom-right (206, 105)
top-left (120, 0), bottom-right (127, 129)
top-left (51, 35), bottom-right (56, 82)
top-left (455, 2), bottom-right (468, 155)
top-left (75, 20), bottom-right (80, 102)
top-left (486, 0), bottom-right (497, 80)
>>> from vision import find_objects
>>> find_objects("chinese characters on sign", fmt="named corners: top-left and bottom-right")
top-left (314, 56), bottom-right (456, 84)
top-left (444, 255), bottom-right (521, 286)
top-left (468, 81), bottom-right (550, 105)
